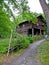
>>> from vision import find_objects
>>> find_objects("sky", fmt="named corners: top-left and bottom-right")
top-left (12, 0), bottom-right (44, 17)
top-left (9, 0), bottom-right (48, 21)
top-left (6, 0), bottom-right (49, 17)
top-left (28, 0), bottom-right (43, 13)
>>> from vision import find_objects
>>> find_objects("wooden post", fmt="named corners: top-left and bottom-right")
top-left (32, 29), bottom-right (34, 35)
top-left (7, 29), bottom-right (13, 56)
top-left (40, 29), bottom-right (42, 36)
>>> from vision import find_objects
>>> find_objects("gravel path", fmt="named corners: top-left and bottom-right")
top-left (8, 39), bottom-right (45, 65)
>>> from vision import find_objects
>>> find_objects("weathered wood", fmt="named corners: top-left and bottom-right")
top-left (16, 15), bottom-right (44, 36)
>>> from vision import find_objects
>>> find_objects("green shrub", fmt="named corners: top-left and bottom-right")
top-left (0, 33), bottom-right (43, 54)
top-left (19, 37), bottom-right (30, 48)
top-left (15, 35), bottom-right (30, 49)
top-left (0, 46), bottom-right (7, 53)
top-left (11, 34), bottom-right (30, 51)
top-left (33, 35), bottom-right (43, 41)
top-left (27, 36), bottom-right (34, 43)
top-left (9, 35), bottom-right (43, 52)
top-left (0, 39), bottom-right (9, 54)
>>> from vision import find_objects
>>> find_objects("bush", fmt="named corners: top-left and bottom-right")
top-left (15, 35), bottom-right (30, 49)
top-left (27, 36), bottom-right (34, 43)
top-left (34, 35), bottom-right (43, 41)
top-left (0, 46), bottom-right (7, 53)
top-left (8, 35), bottom-right (43, 52)
top-left (19, 37), bottom-right (30, 48)
top-left (0, 39), bottom-right (9, 54)
top-left (0, 33), bottom-right (43, 54)
top-left (11, 34), bottom-right (30, 51)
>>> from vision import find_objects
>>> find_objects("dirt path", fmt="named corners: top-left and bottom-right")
top-left (7, 39), bottom-right (45, 65)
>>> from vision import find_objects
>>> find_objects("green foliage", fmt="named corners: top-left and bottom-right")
top-left (27, 35), bottom-right (43, 43)
top-left (17, 0), bottom-right (29, 14)
top-left (15, 33), bottom-right (30, 49)
top-left (0, 8), bottom-right (12, 29)
top-left (0, 0), bottom-right (18, 19)
top-left (37, 41), bottom-right (49, 65)
top-left (27, 36), bottom-right (34, 43)
top-left (0, 33), bottom-right (43, 54)
top-left (15, 0), bottom-right (37, 25)
top-left (0, 39), bottom-right (9, 53)
top-left (15, 12), bottom-right (38, 26)
top-left (0, 8), bottom-right (14, 38)
top-left (33, 35), bottom-right (43, 41)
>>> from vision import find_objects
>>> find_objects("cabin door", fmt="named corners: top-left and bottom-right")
top-left (28, 29), bottom-right (32, 36)
top-left (34, 28), bottom-right (40, 35)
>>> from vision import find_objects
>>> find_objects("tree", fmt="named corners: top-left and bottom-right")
top-left (15, 0), bottom-right (37, 25)
top-left (0, 8), bottom-right (15, 55)
top-left (0, 8), bottom-right (13, 36)
top-left (39, 0), bottom-right (49, 34)
top-left (0, 0), bottom-right (18, 19)
top-left (0, 0), bottom-right (18, 55)
top-left (17, 0), bottom-right (30, 14)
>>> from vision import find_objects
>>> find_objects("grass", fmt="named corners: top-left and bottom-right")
top-left (0, 49), bottom-right (25, 64)
top-left (36, 41), bottom-right (49, 65)
top-left (0, 38), bottom-right (29, 54)
top-left (0, 38), bottom-right (20, 53)
top-left (0, 39), bottom-right (9, 53)
top-left (0, 35), bottom-right (43, 54)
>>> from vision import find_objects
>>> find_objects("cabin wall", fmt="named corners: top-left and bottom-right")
top-left (16, 22), bottom-right (32, 36)
top-left (33, 20), bottom-right (44, 30)
top-left (16, 16), bottom-right (44, 36)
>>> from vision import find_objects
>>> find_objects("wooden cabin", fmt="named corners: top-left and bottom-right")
top-left (16, 15), bottom-right (44, 36)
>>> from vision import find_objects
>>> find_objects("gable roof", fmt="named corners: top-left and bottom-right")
top-left (18, 15), bottom-right (44, 25)
top-left (37, 15), bottom-right (44, 20)
top-left (19, 20), bottom-right (28, 25)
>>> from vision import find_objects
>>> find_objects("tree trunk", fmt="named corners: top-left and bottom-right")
top-left (7, 29), bottom-right (13, 56)
top-left (39, 0), bottom-right (49, 33)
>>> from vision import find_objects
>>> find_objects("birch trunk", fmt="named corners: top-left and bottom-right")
top-left (7, 29), bottom-right (13, 56)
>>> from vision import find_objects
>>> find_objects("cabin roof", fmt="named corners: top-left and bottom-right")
top-left (37, 15), bottom-right (44, 20)
top-left (19, 20), bottom-right (28, 25)
top-left (19, 15), bottom-right (44, 25)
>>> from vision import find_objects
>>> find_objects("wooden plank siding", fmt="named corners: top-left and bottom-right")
top-left (16, 15), bottom-right (44, 36)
